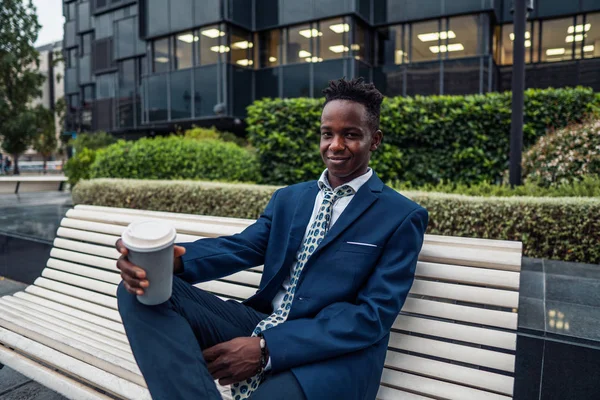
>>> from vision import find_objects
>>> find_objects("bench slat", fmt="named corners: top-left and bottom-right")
top-left (51, 248), bottom-right (117, 271)
top-left (0, 310), bottom-right (144, 385)
top-left (35, 277), bottom-right (118, 309)
top-left (385, 351), bottom-right (513, 395)
top-left (13, 291), bottom-right (124, 333)
top-left (24, 286), bottom-right (121, 322)
top-left (393, 315), bottom-right (516, 351)
top-left (0, 326), bottom-right (150, 400)
top-left (377, 385), bottom-right (434, 399)
top-left (0, 299), bottom-right (131, 354)
top-left (416, 262), bottom-right (520, 291)
top-left (410, 280), bottom-right (519, 309)
top-left (47, 258), bottom-right (121, 285)
top-left (402, 297), bottom-right (517, 330)
top-left (382, 369), bottom-right (511, 400)
top-left (388, 332), bottom-right (515, 372)
top-left (43, 269), bottom-right (118, 297)
top-left (54, 238), bottom-right (120, 260)
top-left (3, 295), bottom-right (128, 343)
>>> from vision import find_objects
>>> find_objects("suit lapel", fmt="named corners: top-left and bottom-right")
top-left (312, 173), bottom-right (383, 256)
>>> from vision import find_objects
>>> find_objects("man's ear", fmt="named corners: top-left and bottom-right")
top-left (370, 130), bottom-right (383, 151)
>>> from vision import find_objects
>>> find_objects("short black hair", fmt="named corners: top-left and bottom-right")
top-left (322, 77), bottom-right (384, 130)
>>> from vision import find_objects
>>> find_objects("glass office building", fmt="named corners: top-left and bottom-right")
top-left (63, 0), bottom-right (600, 136)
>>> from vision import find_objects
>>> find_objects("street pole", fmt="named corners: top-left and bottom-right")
top-left (509, 0), bottom-right (533, 186)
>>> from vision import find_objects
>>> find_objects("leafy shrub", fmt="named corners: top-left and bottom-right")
top-left (89, 136), bottom-right (260, 183)
top-left (183, 126), bottom-right (249, 148)
top-left (70, 131), bottom-right (116, 153)
top-left (394, 174), bottom-right (600, 197)
top-left (73, 178), bottom-right (600, 264)
top-left (522, 120), bottom-right (600, 186)
top-left (63, 148), bottom-right (97, 186)
top-left (247, 87), bottom-right (599, 186)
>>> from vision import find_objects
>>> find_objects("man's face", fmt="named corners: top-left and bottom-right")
top-left (320, 100), bottom-right (382, 187)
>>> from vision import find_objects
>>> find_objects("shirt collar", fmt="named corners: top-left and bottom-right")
top-left (318, 168), bottom-right (373, 193)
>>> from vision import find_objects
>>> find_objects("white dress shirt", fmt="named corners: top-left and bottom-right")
top-left (264, 168), bottom-right (373, 370)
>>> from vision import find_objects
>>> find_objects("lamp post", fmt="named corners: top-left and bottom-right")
top-left (509, 0), bottom-right (534, 186)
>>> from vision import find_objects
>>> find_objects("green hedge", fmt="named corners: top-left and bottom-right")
top-left (89, 136), bottom-right (260, 183)
top-left (73, 179), bottom-right (600, 264)
top-left (247, 87), bottom-right (599, 186)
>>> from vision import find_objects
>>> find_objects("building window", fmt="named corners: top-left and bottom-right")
top-left (96, 73), bottom-right (116, 99)
top-left (81, 33), bottom-right (93, 56)
top-left (353, 20), bottom-right (371, 64)
top-left (230, 26), bottom-right (254, 68)
top-left (66, 48), bottom-right (78, 68)
top-left (65, 1), bottom-right (76, 21)
top-left (497, 22), bottom-right (537, 65)
top-left (197, 24), bottom-right (225, 66)
top-left (377, 25), bottom-right (408, 65)
top-left (584, 13), bottom-right (600, 59)
top-left (541, 17), bottom-right (575, 63)
top-left (258, 30), bottom-right (281, 68)
top-left (319, 17), bottom-right (349, 61)
top-left (118, 59), bottom-right (136, 96)
top-left (287, 23), bottom-right (315, 64)
top-left (174, 32), bottom-right (194, 70)
top-left (447, 15), bottom-right (479, 59)
top-left (412, 19), bottom-right (442, 62)
top-left (152, 38), bottom-right (171, 73)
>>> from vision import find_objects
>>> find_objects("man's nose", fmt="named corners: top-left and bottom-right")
top-left (330, 136), bottom-right (345, 152)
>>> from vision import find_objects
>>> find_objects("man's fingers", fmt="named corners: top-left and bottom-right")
top-left (219, 377), bottom-right (238, 386)
top-left (115, 239), bottom-right (128, 255)
top-left (202, 343), bottom-right (223, 361)
top-left (174, 245), bottom-right (186, 258)
top-left (123, 281), bottom-right (143, 296)
top-left (117, 257), bottom-right (147, 280)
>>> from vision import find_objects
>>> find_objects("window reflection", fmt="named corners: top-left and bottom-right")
top-left (448, 15), bottom-right (479, 59)
top-left (198, 24), bottom-right (225, 66)
top-left (174, 32), bottom-right (194, 70)
top-left (320, 17), bottom-right (348, 61)
top-left (584, 13), bottom-right (600, 59)
top-left (288, 24), bottom-right (315, 64)
top-left (153, 38), bottom-right (170, 73)
top-left (259, 30), bottom-right (280, 68)
top-left (412, 20), bottom-right (442, 62)
top-left (541, 18), bottom-right (574, 63)
top-left (353, 20), bottom-right (371, 64)
top-left (230, 26), bottom-right (254, 68)
top-left (497, 23), bottom-right (535, 65)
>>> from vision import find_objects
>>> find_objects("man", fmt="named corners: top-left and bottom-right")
top-left (116, 78), bottom-right (428, 400)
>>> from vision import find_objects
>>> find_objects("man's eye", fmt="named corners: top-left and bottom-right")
top-left (321, 132), bottom-right (332, 137)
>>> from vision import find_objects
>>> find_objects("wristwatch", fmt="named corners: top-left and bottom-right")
top-left (258, 333), bottom-right (268, 373)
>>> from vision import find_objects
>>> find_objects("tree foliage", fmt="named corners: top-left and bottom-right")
top-left (0, 0), bottom-right (44, 173)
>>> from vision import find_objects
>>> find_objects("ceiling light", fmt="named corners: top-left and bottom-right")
top-left (568, 24), bottom-right (591, 34)
top-left (566, 34), bottom-right (585, 43)
top-left (394, 50), bottom-right (405, 64)
top-left (546, 48), bottom-right (566, 56)
top-left (584, 45), bottom-right (595, 52)
top-left (429, 43), bottom-right (464, 53)
top-left (177, 34), bottom-right (198, 43)
top-left (350, 44), bottom-right (360, 51)
top-left (329, 23), bottom-right (350, 33)
top-left (299, 29), bottom-right (322, 38)
top-left (329, 45), bottom-right (349, 53)
top-left (510, 31), bottom-right (531, 40)
top-left (236, 59), bottom-right (254, 66)
top-left (201, 28), bottom-right (225, 38)
top-left (269, 56), bottom-right (277, 62)
top-left (232, 41), bottom-right (254, 49)
top-left (305, 56), bottom-right (323, 63)
top-left (210, 45), bottom-right (230, 53)
top-left (298, 50), bottom-right (311, 58)
top-left (418, 31), bottom-right (456, 42)
top-left (154, 56), bottom-right (169, 63)
top-left (525, 40), bottom-right (532, 48)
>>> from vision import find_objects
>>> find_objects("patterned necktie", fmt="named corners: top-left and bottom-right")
top-left (230, 183), bottom-right (355, 399)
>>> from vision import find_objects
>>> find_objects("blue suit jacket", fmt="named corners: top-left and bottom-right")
top-left (179, 173), bottom-right (428, 399)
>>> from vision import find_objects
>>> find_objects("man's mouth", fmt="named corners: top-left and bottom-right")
top-left (328, 157), bottom-right (350, 165)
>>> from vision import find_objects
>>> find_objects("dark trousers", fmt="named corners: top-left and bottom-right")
top-left (117, 275), bottom-right (306, 400)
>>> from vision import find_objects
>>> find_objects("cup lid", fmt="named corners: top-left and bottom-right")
top-left (121, 220), bottom-right (177, 252)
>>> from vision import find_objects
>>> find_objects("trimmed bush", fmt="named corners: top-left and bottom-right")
top-left (69, 131), bottom-right (116, 153)
top-left (522, 120), bottom-right (600, 186)
top-left (394, 174), bottom-right (600, 197)
top-left (247, 87), bottom-right (599, 186)
top-left (73, 178), bottom-right (600, 264)
top-left (89, 136), bottom-right (260, 183)
top-left (183, 126), bottom-right (249, 148)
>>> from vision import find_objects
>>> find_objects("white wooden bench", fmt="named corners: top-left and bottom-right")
top-left (0, 204), bottom-right (522, 400)
top-left (0, 176), bottom-right (67, 194)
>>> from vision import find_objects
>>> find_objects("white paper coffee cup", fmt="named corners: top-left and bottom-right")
top-left (121, 220), bottom-right (177, 305)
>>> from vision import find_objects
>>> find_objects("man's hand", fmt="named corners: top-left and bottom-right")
top-left (115, 238), bottom-right (186, 296)
top-left (203, 337), bottom-right (263, 386)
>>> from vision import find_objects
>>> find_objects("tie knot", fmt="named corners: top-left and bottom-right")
top-left (320, 184), bottom-right (355, 203)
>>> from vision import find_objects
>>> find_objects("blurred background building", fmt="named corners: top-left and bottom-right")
top-left (62, 0), bottom-right (600, 137)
